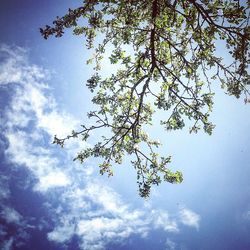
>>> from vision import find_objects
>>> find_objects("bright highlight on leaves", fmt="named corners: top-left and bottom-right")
top-left (41, 0), bottom-right (250, 197)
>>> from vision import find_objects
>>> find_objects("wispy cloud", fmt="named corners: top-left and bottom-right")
top-left (242, 210), bottom-right (250, 221)
top-left (0, 43), bottom-right (78, 248)
top-left (1, 237), bottom-right (14, 250)
top-left (0, 44), bottom-right (79, 193)
top-left (0, 44), bottom-right (201, 250)
top-left (0, 203), bottom-right (31, 250)
top-left (0, 175), bottom-right (10, 201)
top-left (165, 238), bottom-right (177, 250)
top-left (152, 209), bottom-right (179, 233)
top-left (179, 207), bottom-right (201, 230)
top-left (0, 207), bottom-right (22, 224)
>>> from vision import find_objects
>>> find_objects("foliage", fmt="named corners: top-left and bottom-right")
top-left (41, 0), bottom-right (250, 197)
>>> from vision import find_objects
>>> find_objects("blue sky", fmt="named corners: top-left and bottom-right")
top-left (0, 1), bottom-right (250, 250)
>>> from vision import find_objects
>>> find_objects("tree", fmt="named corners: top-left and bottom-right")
top-left (40, 0), bottom-right (250, 197)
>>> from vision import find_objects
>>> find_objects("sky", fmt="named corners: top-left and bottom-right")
top-left (0, 1), bottom-right (250, 250)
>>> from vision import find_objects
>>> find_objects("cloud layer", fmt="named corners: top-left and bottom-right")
top-left (0, 44), bottom-right (200, 250)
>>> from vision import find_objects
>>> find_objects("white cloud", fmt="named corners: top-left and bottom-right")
top-left (77, 217), bottom-right (124, 238)
top-left (76, 216), bottom-right (136, 249)
top-left (47, 222), bottom-right (75, 243)
top-left (1, 44), bottom-right (78, 193)
top-left (1, 237), bottom-right (14, 250)
top-left (0, 44), bottom-right (48, 88)
top-left (5, 130), bottom-right (70, 191)
top-left (165, 238), bottom-right (177, 250)
top-left (47, 182), bottom-right (183, 249)
top-left (152, 209), bottom-right (179, 233)
top-left (0, 207), bottom-right (22, 224)
top-left (179, 207), bottom-right (201, 230)
top-left (0, 175), bottom-right (10, 201)
top-left (0, 203), bottom-right (31, 249)
top-left (0, 44), bottom-right (27, 85)
top-left (36, 171), bottom-right (70, 192)
top-left (83, 182), bottom-right (129, 215)
top-left (47, 182), bottom-right (150, 249)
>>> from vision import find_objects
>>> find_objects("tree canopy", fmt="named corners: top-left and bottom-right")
top-left (41, 0), bottom-right (250, 197)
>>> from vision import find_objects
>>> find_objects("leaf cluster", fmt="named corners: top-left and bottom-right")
top-left (43, 0), bottom-right (250, 197)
